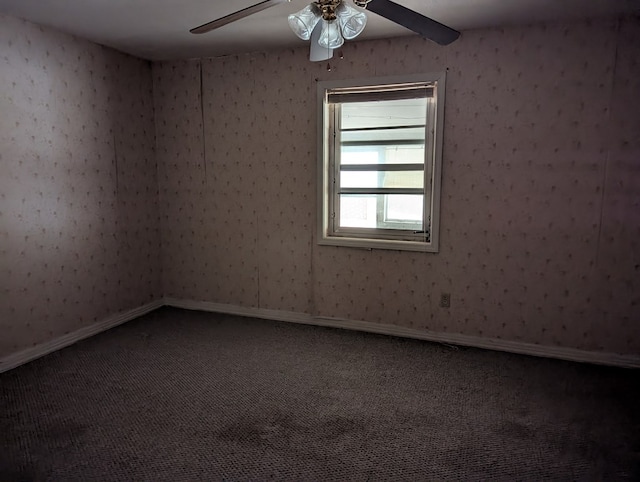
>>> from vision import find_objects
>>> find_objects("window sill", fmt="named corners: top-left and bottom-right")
top-left (318, 235), bottom-right (439, 253)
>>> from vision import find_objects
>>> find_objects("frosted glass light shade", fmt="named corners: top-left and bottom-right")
top-left (336, 3), bottom-right (367, 40)
top-left (318, 19), bottom-right (344, 49)
top-left (309, 23), bottom-right (334, 61)
top-left (288, 5), bottom-right (321, 41)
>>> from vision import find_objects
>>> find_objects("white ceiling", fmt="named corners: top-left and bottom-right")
top-left (1, 0), bottom-right (639, 61)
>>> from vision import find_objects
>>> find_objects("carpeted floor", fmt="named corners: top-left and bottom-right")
top-left (1, 307), bottom-right (639, 481)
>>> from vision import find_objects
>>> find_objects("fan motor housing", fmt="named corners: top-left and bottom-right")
top-left (313, 0), bottom-right (342, 21)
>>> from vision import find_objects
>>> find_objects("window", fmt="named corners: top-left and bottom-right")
top-left (317, 73), bottom-right (446, 252)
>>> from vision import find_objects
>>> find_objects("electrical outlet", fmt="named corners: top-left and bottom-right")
top-left (440, 293), bottom-right (451, 308)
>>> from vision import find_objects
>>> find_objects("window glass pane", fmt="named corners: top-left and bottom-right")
top-left (341, 149), bottom-right (379, 165)
top-left (339, 195), bottom-right (378, 228)
top-left (384, 195), bottom-right (423, 223)
top-left (341, 145), bottom-right (424, 165)
top-left (385, 146), bottom-right (424, 164)
top-left (339, 194), bottom-right (423, 230)
top-left (340, 170), bottom-right (424, 189)
top-left (341, 98), bottom-right (427, 130)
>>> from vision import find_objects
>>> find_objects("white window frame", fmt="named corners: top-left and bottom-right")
top-left (317, 72), bottom-right (446, 252)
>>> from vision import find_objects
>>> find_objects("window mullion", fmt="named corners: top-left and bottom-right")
top-left (422, 97), bottom-right (434, 239)
top-left (339, 188), bottom-right (424, 195)
top-left (340, 163), bottom-right (424, 172)
top-left (332, 104), bottom-right (342, 231)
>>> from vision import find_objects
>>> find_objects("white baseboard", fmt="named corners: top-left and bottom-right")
top-left (165, 298), bottom-right (315, 324)
top-left (0, 300), bottom-right (163, 373)
top-left (165, 298), bottom-right (640, 369)
top-left (4, 298), bottom-right (637, 373)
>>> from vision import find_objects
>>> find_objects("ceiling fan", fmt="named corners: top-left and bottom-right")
top-left (190, 0), bottom-right (460, 62)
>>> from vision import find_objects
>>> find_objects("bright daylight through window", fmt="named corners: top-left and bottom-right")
top-left (317, 73), bottom-right (445, 252)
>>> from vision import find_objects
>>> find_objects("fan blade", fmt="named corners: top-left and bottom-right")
top-left (190, 0), bottom-right (288, 34)
top-left (366, 0), bottom-right (460, 45)
top-left (309, 23), bottom-right (334, 62)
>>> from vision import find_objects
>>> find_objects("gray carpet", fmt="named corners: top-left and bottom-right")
top-left (1, 307), bottom-right (639, 481)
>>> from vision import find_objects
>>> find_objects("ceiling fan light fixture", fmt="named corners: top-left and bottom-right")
top-left (318, 19), bottom-right (344, 49)
top-left (288, 4), bottom-right (322, 41)
top-left (336, 2), bottom-right (367, 40)
top-left (190, 0), bottom-right (461, 60)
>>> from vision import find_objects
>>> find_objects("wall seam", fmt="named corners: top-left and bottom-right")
top-left (594, 16), bottom-right (621, 267)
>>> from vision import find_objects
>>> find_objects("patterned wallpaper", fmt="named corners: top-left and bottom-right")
top-left (1, 12), bottom-right (638, 361)
top-left (154, 51), bottom-right (315, 313)
top-left (154, 16), bottom-right (640, 356)
top-left (0, 14), bottom-right (161, 358)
